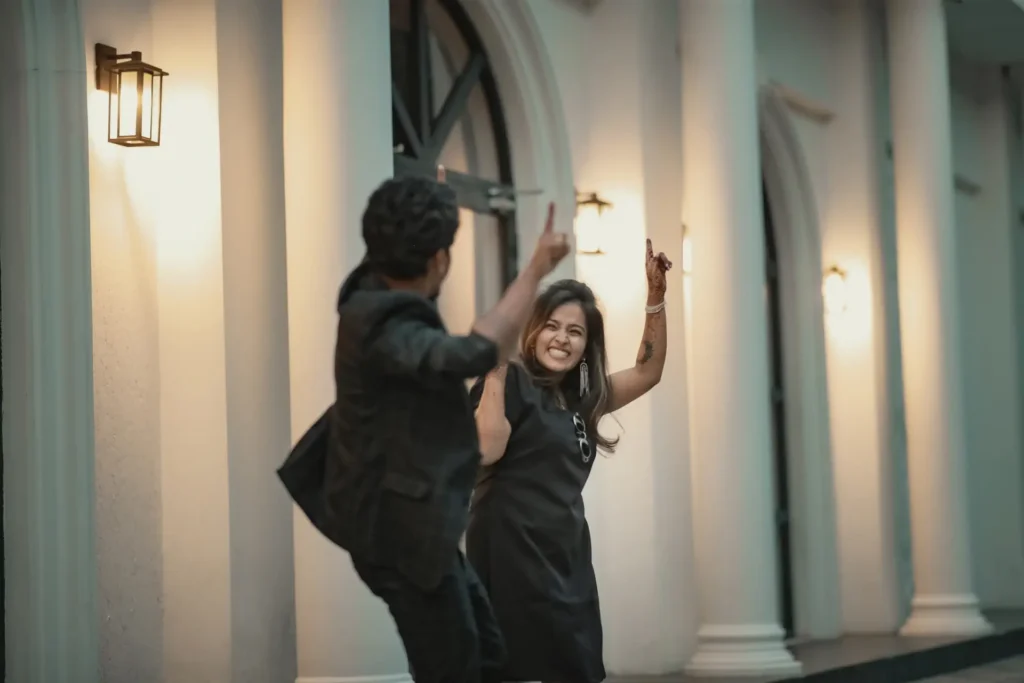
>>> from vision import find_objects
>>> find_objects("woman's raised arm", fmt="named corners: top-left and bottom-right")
top-left (607, 239), bottom-right (673, 412)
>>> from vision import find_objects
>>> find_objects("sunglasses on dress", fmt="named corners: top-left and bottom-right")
top-left (573, 412), bottom-right (592, 463)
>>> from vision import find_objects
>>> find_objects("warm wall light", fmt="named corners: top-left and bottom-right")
top-left (822, 266), bottom-right (848, 315)
top-left (95, 43), bottom-right (169, 147)
top-left (575, 192), bottom-right (613, 255)
top-left (681, 223), bottom-right (693, 275)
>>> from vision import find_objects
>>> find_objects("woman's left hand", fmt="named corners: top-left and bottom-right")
top-left (645, 238), bottom-right (673, 301)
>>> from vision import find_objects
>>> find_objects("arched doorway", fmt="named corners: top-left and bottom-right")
top-left (389, 0), bottom-right (518, 333)
top-left (759, 85), bottom-right (842, 640)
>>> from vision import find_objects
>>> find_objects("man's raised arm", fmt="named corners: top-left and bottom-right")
top-left (471, 203), bottom-right (567, 362)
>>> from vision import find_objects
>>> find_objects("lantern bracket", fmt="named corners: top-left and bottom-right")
top-left (95, 44), bottom-right (168, 92)
top-left (575, 191), bottom-right (612, 214)
top-left (95, 44), bottom-right (120, 92)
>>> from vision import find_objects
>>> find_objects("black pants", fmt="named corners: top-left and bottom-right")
top-left (353, 552), bottom-right (506, 683)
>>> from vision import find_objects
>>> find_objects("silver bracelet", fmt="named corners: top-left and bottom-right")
top-left (645, 300), bottom-right (666, 314)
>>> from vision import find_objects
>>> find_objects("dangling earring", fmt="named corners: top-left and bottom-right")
top-left (579, 358), bottom-right (590, 397)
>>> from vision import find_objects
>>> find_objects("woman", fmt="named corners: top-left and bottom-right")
top-left (468, 238), bottom-right (672, 683)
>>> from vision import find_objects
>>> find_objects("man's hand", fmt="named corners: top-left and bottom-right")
top-left (470, 204), bottom-right (568, 362)
top-left (528, 203), bottom-right (570, 277)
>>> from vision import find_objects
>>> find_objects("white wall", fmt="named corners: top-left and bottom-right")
top-left (82, 0), bottom-right (297, 680)
top-left (525, 0), bottom-right (591, 170)
top-left (81, 2), bottom-right (165, 678)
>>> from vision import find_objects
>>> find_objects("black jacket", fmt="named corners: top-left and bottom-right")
top-left (279, 263), bottom-right (498, 590)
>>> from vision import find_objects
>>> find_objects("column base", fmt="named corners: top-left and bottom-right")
top-left (684, 624), bottom-right (802, 678)
top-left (899, 594), bottom-right (993, 637)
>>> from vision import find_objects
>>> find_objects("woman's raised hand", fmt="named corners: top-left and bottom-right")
top-left (645, 238), bottom-right (673, 301)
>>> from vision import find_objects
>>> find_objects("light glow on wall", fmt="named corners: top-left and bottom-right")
top-left (88, 90), bottom-right (121, 164)
top-left (575, 191), bottom-right (647, 310)
top-left (823, 262), bottom-right (872, 350)
top-left (88, 78), bottom-right (222, 278)
top-left (126, 87), bottom-right (222, 276)
top-left (822, 266), bottom-right (848, 315)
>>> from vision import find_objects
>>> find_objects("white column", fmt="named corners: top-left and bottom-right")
top-left (680, 0), bottom-right (800, 676)
top-left (886, 0), bottom-right (991, 637)
top-left (0, 0), bottom-right (100, 681)
top-left (824, 0), bottom-right (905, 633)
top-left (216, 0), bottom-right (298, 678)
top-left (282, 1), bottom-right (405, 682)
top-left (149, 3), bottom-right (234, 680)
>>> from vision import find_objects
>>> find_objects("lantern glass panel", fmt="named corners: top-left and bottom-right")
top-left (575, 201), bottom-right (607, 254)
top-left (149, 73), bottom-right (162, 144)
top-left (119, 70), bottom-right (142, 138)
top-left (107, 75), bottom-right (119, 141)
top-left (139, 71), bottom-right (153, 139)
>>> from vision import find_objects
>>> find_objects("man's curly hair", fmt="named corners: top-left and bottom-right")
top-left (362, 176), bottom-right (459, 280)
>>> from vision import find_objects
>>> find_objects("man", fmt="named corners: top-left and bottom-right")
top-left (323, 174), bottom-right (569, 683)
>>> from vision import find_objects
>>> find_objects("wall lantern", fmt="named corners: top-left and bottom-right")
top-left (95, 43), bottom-right (169, 147)
top-left (822, 266), bottom-right (848, 315)
top-left (575, 192), bottom-right (613, 255)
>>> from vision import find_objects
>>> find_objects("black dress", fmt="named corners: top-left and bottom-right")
top-left (467, 363), bottom-right (604, 683)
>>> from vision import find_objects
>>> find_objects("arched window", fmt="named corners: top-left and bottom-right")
top-left (389, 0), bottom-right (518, 331)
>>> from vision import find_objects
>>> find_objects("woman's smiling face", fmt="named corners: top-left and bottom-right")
top-left (533, 302), bottom-right (588, 373)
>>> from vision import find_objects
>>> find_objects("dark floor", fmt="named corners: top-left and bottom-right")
top-left (919, 655), bottom-right (1024, 682)
top-left (609, 610), bottom-right (1024, 683)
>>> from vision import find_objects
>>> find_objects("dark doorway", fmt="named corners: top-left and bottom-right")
top-left (763, 181), bottom-right (795, 637)
top-left (388, 0), bottom-right (518, 287)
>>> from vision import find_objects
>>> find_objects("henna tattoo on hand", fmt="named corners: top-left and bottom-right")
top-left (637, 315), bottom-right (659, 365)
top-left (638, 341), bottom-right (654, 364)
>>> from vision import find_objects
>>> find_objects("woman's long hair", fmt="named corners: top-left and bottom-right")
top-left (519, 279), bottom-right (619, 453)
